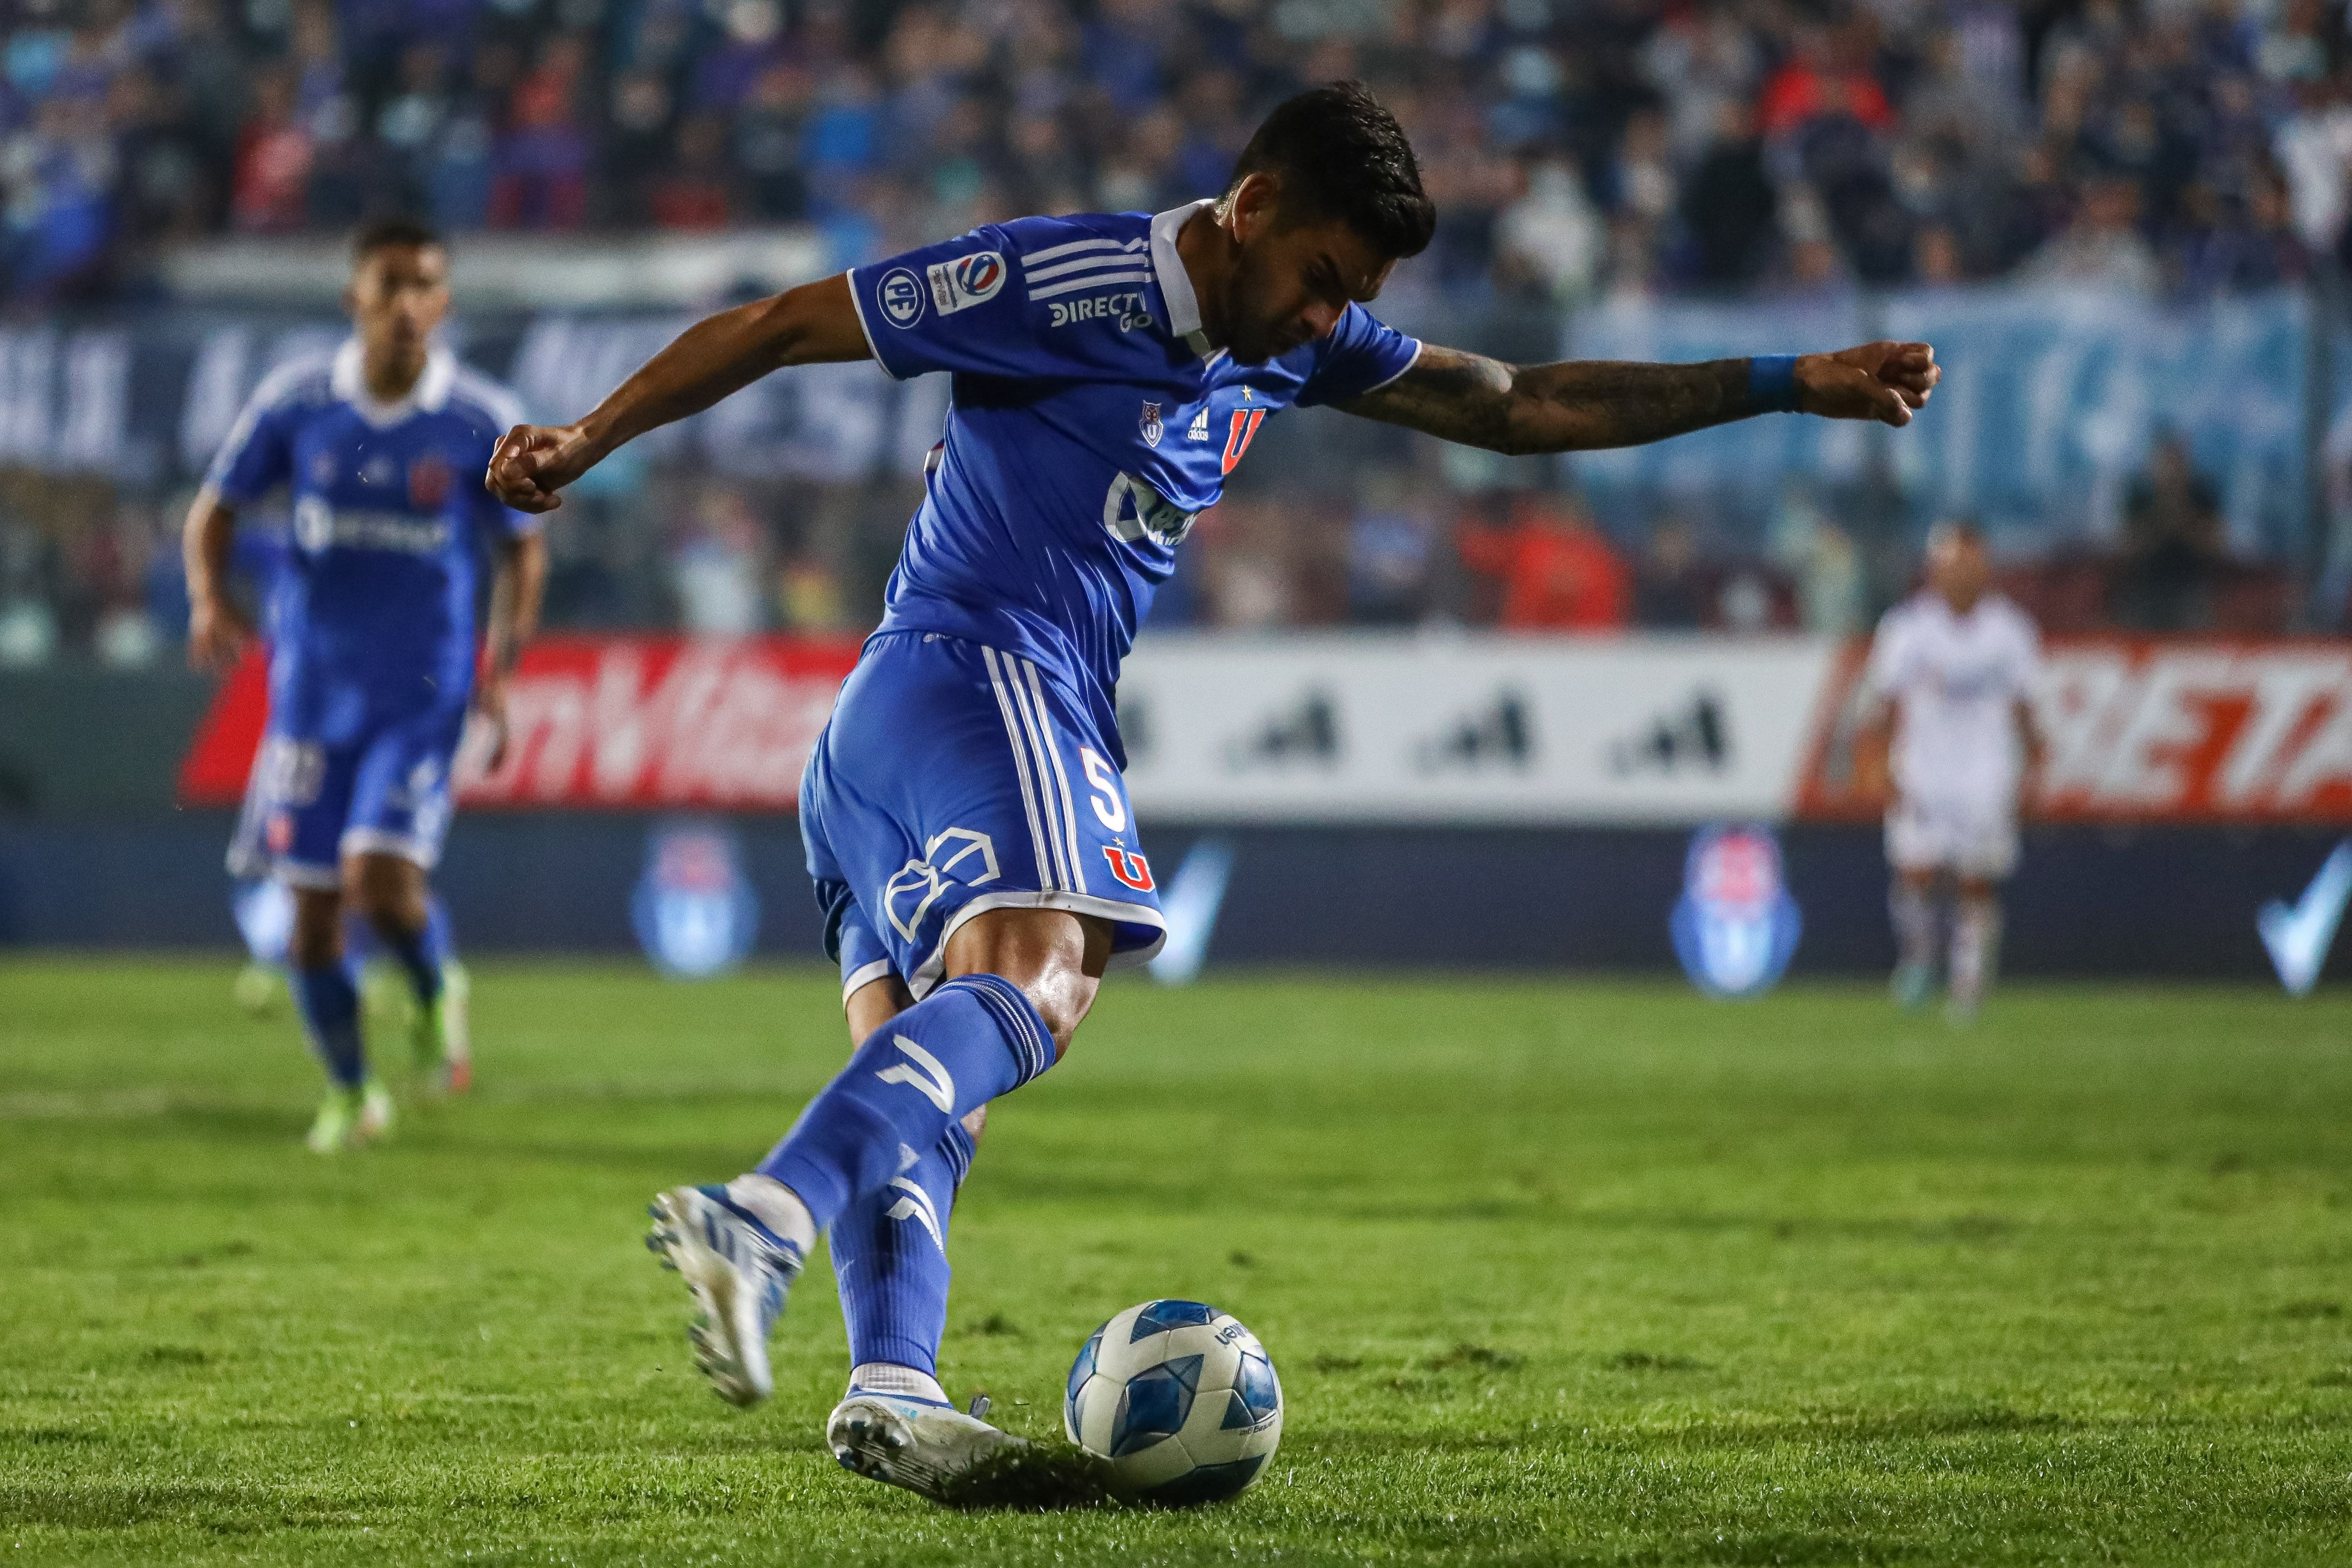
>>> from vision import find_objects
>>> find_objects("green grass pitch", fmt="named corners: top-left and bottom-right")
top-left (3, 957), bottom-right (2351, 1565)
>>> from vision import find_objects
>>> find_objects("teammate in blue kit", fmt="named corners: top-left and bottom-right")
top-left (185, 218), bottom-right (545, 1154)
top-left (488, 83), bottom-right (1939, 1499)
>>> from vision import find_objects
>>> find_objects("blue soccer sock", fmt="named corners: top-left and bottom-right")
top-left (290, 963), bottom-right (367, 1089)
top-left (377, 895), bottom-right (452, 1007)
top-left (831, 1118), bottom-right (976, 1385)
top-left (756, 974), bottom-right (1051, 1232)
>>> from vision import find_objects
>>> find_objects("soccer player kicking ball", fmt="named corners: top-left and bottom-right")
top-left (186, 219), bottom-right (545, 1153)
top-left (1855, 520), bottom-right (2046, 1023)
top-left (486, 82), bottom-right (1939, 1499)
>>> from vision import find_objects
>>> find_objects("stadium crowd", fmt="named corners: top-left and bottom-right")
top-left (0, 0), bottom-right (2349, 303)
top-left (0, 0), bottom-right (2339, 662)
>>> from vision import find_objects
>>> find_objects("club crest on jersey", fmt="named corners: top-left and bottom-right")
top-left (927, 250), bottom-right (1006, 315)
top-left (878, 267), bottom-right (926, 328)
top-left (1222, 408), bottom-right (1267, 474)
top-left (1102, 846), bottom-right (1155, 891)
top-left (407, 455), bottom-right (452, 509)
top-left (1140, 400), bottom-right (1164, 447)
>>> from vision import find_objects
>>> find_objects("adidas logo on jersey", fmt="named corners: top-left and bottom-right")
top-left (1186, 408), bottom-right (1211, 441)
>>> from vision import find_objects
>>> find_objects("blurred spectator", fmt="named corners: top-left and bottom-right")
top-left (2274, 76), bottom-right (2352, 256)
top-left (1678, 103), bottom-right (1777, 287)
top-left (1346, 475), bottom-right (1438, 626)
top-left (2022, 175), bottom-right (2160, 294)
top-left (2177, 175), bottom-right (2308, 295)
top-left (1632, 514), bottom-right (1710, 629)
top-left (1456, 493), bottom-right (1629, 632)
top-left (2111, 432), bottom-right (2226, 630)
top-left (1768, 486), bottom-right (1865, 635)
top-left (670, 486), bottom-right (766, 634)
top-left (1494, 158), bottom-right (1601, 303)
top-left (231, 66), bottom-right (311, 232)
top-left (649, 112), bottom-right (734, 229)
top-left (489, 35), bottom-right (590, 230)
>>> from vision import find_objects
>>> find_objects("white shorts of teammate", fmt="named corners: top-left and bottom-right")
top-left (1884, 791), bottom-right (2018, 882)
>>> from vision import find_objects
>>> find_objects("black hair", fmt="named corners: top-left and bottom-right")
top-left (350, 216), bottom-right (445, 263)
top-left (1227, 81), bottom-right (1435, 261)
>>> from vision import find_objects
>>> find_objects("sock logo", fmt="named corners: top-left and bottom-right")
top-left (884, 1176), bottom-right (946, 1253)
top-left (876, 1035), bottom-right (955, 1113)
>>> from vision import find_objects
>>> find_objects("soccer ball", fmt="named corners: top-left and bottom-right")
top-left (1064, 1299), bottom-right (1283, 1505)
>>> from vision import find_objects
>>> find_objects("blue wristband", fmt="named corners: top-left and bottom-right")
top-left (1749, 354), bottom-right (1800, 413)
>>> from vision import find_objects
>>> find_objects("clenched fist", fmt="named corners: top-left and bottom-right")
top-left (1796, 342), bottom-right (1939, 427)
top-left (485, 423), bottom-right (599, 514)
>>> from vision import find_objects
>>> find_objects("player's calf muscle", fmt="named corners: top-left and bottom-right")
top-left (290, 888), bottom-right (343, 968)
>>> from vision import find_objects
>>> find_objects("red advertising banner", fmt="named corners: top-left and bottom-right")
top-left (182, 632), bottom-right (2352, 823)
top-left (177, 635), bottom-right (862, 812)
top-left (1798, 637), bottom-right (2352, 823)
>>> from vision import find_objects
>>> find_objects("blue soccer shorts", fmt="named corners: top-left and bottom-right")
top-left (228, 702), bottom-right (466, 890)
top-left (804, 631), bottom-right (1166, 1001)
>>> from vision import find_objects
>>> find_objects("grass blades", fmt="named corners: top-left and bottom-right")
top-left (2, 958), bottom-right (2350, 1564)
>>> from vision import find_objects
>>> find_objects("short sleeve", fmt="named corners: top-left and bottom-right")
top-left (1861, 607), bottom-right (1912, 698)
top-left (203, 375), bottom-right (302, 503)
top-left (1295, 304), bottom-right (1422, 407)
top-left (850, 227), bottom-right (1058, 382)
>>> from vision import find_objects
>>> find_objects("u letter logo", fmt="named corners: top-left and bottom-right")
top-left (1102, 847), bottom-right (1155, 891)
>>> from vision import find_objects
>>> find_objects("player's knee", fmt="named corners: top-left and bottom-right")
top-left (344, 853), bottom-right (426, 931)
top-left (943, 907), bottom-right (1112, 1054)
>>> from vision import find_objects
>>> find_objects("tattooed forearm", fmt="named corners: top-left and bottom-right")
top-left (1340, 344), bottom-right (1764, 455)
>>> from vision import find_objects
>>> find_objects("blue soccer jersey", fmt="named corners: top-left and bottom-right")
top-left (206, 340), bottom-right (534, 733)
top-left (808, 202), bottom-right (1418, 993)
top-left (209, 340), bottom-right (530, 885)
top-left (848, 200), bottom-right (1421, 756)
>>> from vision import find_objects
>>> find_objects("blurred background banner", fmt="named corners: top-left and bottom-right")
top-left (174, 630), bottom-right (2352, 826)
top-left (1573, 290), bottom-right (2314, 567)
top-left (178, 634), bottom-right (861, 809)
top-left (1116, 632), bottom-right (1835, 824)
top-left (1803, 635), bottom-right (2352, 822)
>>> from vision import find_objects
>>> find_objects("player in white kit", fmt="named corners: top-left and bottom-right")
top-left (1856, 522), bottom-right (2045, 1021)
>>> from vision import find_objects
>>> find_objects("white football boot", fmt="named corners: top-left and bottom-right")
top-left (827, 1390), bottom-right (1027, 1501)
top-left (644, 1185), bottom-right (805, 1407)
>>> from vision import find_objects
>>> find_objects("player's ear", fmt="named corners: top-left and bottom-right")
top-left (1228, 173), bottom-right (1279, 243)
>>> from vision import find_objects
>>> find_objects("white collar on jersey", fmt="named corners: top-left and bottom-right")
top-left (1149, 198), bottom-right (1218, 360)
top-left (330, 337), bottom-right (455, 428)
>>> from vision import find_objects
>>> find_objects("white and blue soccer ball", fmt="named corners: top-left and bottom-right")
top-left (1064, 1299), bottom-right (1283, 1505)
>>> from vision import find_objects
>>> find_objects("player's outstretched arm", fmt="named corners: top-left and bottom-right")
top-left (1338, 341), bottom-right (1938, 455)
top-left (181, 487), bottom-right (254, 672)
top-left (485, 274), bottom-right (874, 513)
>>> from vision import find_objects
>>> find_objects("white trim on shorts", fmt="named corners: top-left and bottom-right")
top-left (841, 958), bottom-right (898, 1005)
top-left (341, 828), bottom-right (439, 869)
top-left (270, 859), bottom-right (343, 891)
top-left (907, 891), bottom-right (1169, 1001)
